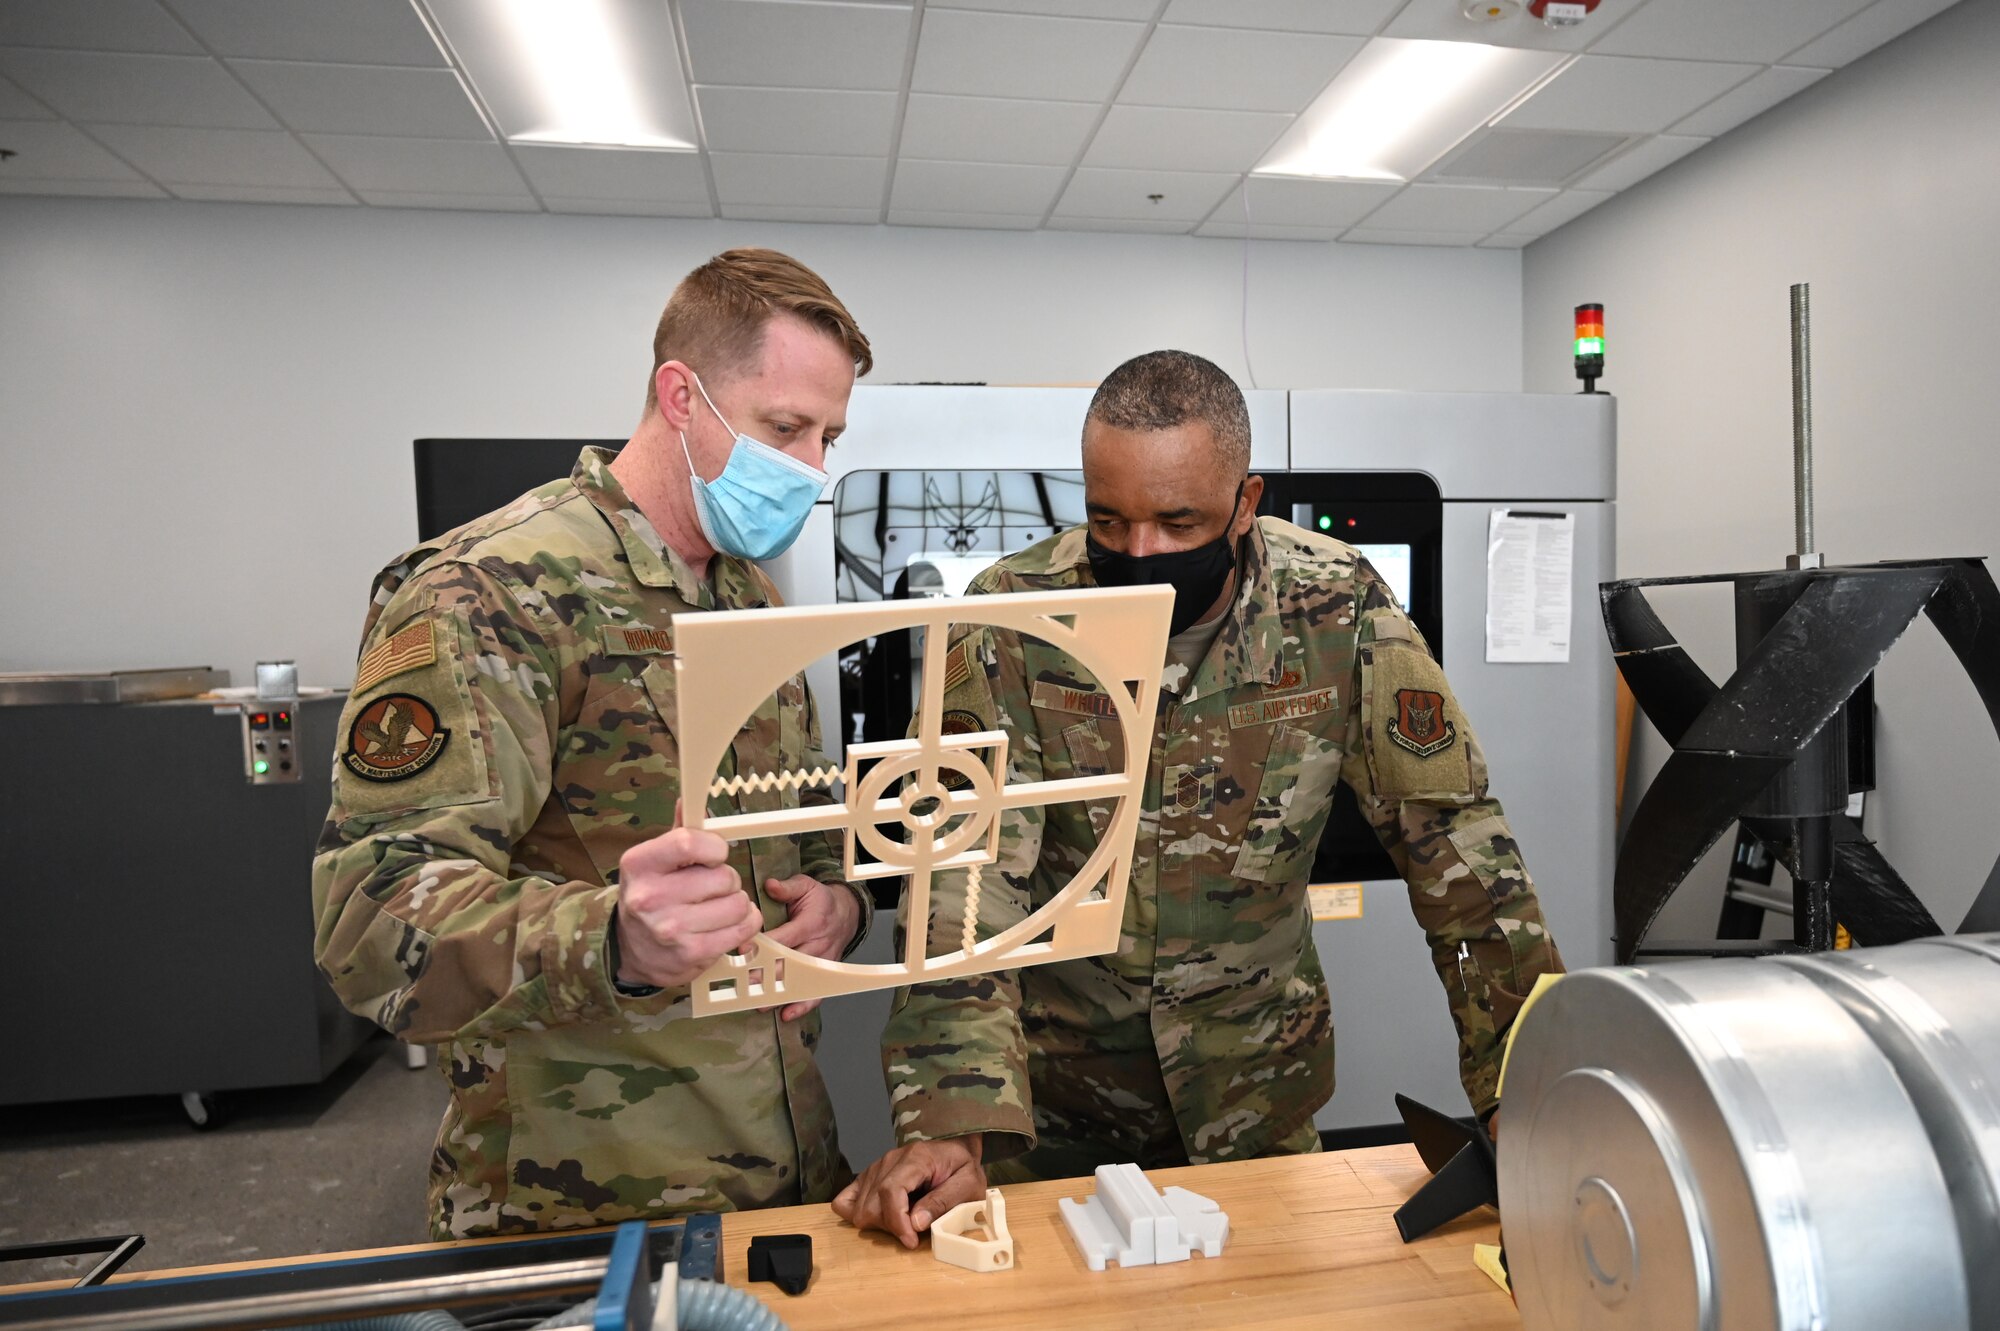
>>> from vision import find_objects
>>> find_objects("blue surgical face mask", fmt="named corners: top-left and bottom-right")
top-left (679, 372), bottom-right (829, 562)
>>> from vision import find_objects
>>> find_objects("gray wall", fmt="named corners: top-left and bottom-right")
top-left (1522, 0), bottom-right (2000, 938)
top-left (0, 202), bottom-right (1521, 685)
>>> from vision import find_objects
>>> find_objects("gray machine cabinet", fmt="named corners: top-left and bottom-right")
top-left (1291, 390), bottom-right (1617, 1132)
top-left (1, 693), bottom-right (372, 1107)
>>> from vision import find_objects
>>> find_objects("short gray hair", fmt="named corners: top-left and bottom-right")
top-left (1085, 350), bottom-right (1251, 476)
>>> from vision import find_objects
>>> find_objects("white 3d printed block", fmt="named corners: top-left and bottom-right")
top-left (1058, 1164), bottom-right (1230, 1271)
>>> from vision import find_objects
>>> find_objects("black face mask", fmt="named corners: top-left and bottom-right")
top-left (1086, 498), bottom-right (1242, 636)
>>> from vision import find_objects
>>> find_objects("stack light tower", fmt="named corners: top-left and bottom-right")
top-left (1575, 303), bottom-right (1604, 394)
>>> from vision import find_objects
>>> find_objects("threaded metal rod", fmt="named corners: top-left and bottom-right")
top-left (1790, 282), bottom-right (1815, 559)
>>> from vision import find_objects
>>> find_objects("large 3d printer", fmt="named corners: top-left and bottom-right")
top-left (413, 385), bottom-right (1615, 1157)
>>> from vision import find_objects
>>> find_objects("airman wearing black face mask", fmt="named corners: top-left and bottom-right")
top-left (839, 350), bottom-right (1563, 1248)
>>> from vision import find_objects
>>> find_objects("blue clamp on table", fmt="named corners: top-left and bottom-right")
top-left (593, 1222), bottom-right (654, 1331)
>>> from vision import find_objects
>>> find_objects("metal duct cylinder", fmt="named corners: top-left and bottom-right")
top-left (1499, 943), bottom-right (1981, 1331)
top-left (1772, 939), bottom-right (2000, 1323)
top-left (1735, 570), bottom-right (1849, 819)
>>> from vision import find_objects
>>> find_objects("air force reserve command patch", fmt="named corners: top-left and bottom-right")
top-left (1387, 687), bottom-right (1456, 758)
top-left (344, 693), bottom-right (450, 782)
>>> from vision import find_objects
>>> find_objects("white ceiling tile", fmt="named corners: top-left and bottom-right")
top-left (1669, 64), bottom-right (1830, 137)
top-left (302, 133), bottom-right (527, 193)
top-left (1195, 220), bottom-right (1342, 241)
top-left (0, 118), bottom-right (146, 179)
top-left (1501, 54), bottom-right (1757, 134)
top-left (169, 182), bottom-right (355, 203)
top-left (898, 93), bottom-right (1098, 166)
top-left (1340, 228), bottom-right (1488, 246)
top-left (542, 196), bottom-right (715, 218)
top-left (1360, 183), bottom-right (1554, 231)
top-left (87, 123), bottom-right (342, 186)
top-left (1162, 0), bottom-right (1404, 35)
top-left (1572, 132), bottom-right (1707, 190)
top-left (1502, 188), bottom-right (1612, 236)
top-left (890, 158), bottom-right (1065, 215)
top-left (0, 1), bottom-right (201, 54)
top-left (681, 1), bottom-right (911, 91)
top-left (1084, 105), bottom-right (1292, 172)
top-left (1425, 126), bottom-right (1632, 185)
top-left (695, 86), bottom-right (898, 156)
top-left (1477, 233), bottom-right (1537, 249)
top-left (709, 151), bottom-right (886, 209)
top-left (1381, 0), bottom-right (1652, 52)
top-left (1592, 0), bottom-right (1873, 64)
top-left (1119, 26), bottom-right (1362, 113)
top-left (1046, 215), bottom-right (1194, 234)
top-left (718, 202), bottom-right (880, 224)
top-left (1054, 166), bottom-right (1236, 221)
top-left (511, 145), bottom-right (710, 203)
top-left (0, 49), bottom-right (277, 128)
top-left (913, 10), bottom-right (1145, 103)
top-left (1213, 176), bottom-right (1399, 227)
top-left (0, 176), bottom-right (167, 196)
top-left (0, 72), bottom-right (54, 118)
top-left (169, 0), bottom-right (445, 65)
top-left (928, 0), bottom-right (1157, 18)
top-left (887, 209), bottom-right (1042, 230)
top-left (358, 189), bottom-right (538, 211)
top-left (231, 62), bottom-right (489, 139)
top-left (1784, 0), bottom-right (1963, 68)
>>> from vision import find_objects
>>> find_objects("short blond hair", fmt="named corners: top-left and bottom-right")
top-left (645, 248), bottom-right (871, 409)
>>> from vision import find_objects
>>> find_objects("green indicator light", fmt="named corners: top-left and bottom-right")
top-left (1318, 515), bottom-right (1333, 531)
top-left (1575, 336), bottom-right (1604, 356)
top-left (254, 760), bottom-right (270, 774)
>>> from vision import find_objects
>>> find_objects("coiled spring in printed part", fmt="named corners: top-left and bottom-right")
top-left (962, 861), bottom-right (982, 956)
top-left (709, 766), bottom-right (842, 799)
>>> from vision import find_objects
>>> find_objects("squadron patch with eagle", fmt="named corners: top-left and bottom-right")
top-left (344, 693), bottom-right (451, 782)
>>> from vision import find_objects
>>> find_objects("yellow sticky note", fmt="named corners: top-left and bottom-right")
top-left (1309, 883), bottom-right (1363, 922)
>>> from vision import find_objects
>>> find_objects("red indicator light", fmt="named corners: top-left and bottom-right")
top-left (277, 711), bottom-right (292, 726)
top-left (1347, 518), bottom-right (1358, 528)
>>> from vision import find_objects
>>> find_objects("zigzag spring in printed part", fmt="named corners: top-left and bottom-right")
top-left (961, 862), bottom-right (982, 956)
top-left (707, 766), bottom-right (842, 798)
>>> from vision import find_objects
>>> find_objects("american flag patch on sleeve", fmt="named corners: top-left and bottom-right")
top-left (353, 621), bottom-right (436, 694)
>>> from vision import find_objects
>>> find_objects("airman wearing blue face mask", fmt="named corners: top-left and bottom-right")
top-left (680, 368), bottom-right (830, 562)
top-left (313, 248), bottom-right (878, 1239)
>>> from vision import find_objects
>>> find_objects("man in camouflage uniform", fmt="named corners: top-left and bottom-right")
top-left (836, 350), bottom-right (1562, 1245)
top-left (312, 249), bottom-right (875, 1239)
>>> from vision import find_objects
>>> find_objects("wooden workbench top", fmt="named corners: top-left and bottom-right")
top-left (1, 1146), bottom-right (1516, 1329)
top-left (725, 1146), bottom-right (1514, 1330)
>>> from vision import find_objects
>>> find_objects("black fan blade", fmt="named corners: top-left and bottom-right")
top-left (1616, 751), bottom-right (1789, 961)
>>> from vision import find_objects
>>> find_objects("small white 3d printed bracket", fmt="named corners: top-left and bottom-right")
top-left (930, 1187), bottom-right (1013, 1274)
top-left (1058, 1164), bottom-right (1230, 1272)
top-left (676, 586), bottom-right (1173, 1016)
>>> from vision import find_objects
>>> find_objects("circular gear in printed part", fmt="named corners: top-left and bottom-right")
top-left (851, 743), bottom-right (998, 869)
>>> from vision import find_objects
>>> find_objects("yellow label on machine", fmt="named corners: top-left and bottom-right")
top-left (1310, 883), bottom-right (1364, 922)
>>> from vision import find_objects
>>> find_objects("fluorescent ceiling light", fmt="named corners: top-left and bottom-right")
top-left (1255, 38), bottom-right (1569, 183)
top-left (420, 0), bottom-right (698, 150)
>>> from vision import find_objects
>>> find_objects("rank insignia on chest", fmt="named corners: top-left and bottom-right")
top-left (344, 693), bottom-right (450, 782)
top-left (1388, 688), bottom-right (1456, 757)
